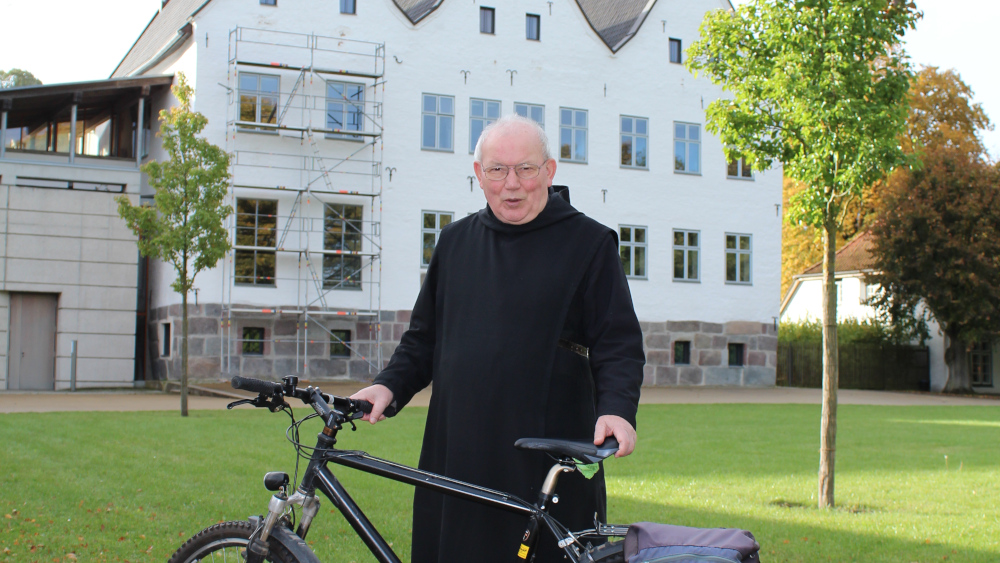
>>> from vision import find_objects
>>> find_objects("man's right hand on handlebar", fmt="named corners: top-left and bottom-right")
top-left (350, 384), bottom-right (395, 424)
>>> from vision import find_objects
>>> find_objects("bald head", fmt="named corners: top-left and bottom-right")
top-left (474, 113), bottom-right (551, 163)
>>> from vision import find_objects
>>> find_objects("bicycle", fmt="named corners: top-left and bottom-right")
top-left (168, 375), bottom-right (629, 563)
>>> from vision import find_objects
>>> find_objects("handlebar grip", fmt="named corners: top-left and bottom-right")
top-left (231, 376), bottom-right (283, 395)
top-left (353, 399), bottom-right (398, 418)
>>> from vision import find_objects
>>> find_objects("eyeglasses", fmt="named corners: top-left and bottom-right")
top-left (481, 162), bottom-right (544, 181)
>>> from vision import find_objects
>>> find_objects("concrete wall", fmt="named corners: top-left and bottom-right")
top-left (0, 157), bottom-right (141, 388)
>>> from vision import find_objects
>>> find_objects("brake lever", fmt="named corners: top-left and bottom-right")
top-left (227, 394), bottom-right (287, 412)
top-left (227, 398), bottom-right (255, 409)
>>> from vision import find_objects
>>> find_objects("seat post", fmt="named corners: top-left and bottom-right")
top-left (538, 462), bottom-right (575, 508)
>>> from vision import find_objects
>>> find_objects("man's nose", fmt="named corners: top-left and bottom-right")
top-left (503, 168), bottom-right (521, 189)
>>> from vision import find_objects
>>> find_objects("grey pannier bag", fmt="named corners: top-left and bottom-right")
top-left (623, 522), bottom-right (761, 563)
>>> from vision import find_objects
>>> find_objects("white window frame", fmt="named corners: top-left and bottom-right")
top-left (514, 102), bottom-right (544, 127)
top-left (235, 198), bottom-right (277, 287)
top-left (620, 115), bottom-right (649, 169)
top-left (673, 229), bottom-right (700, 282)
top-left (470, 98), bottom-right (500, 154)
top-left (326, 80), bottom-right (365, 140)
top-left (727, 155), bottom-right (753, 180)
top-left (970, 341), bottom-right (993, 387)
top-left (323, 203), bottom-right (364, 290)
top-left (526, 13), bottom-right (541, 40)
top-left (421, 93), bottom-right (454, 152)
top-left (669, 38), bottom-right (682, 64)
top-left (674, 122), bottom-right (701, 174)
top-left (421, 210), bottom-right (454, 268)
top-left (480, 7), bottom-right (495, 34)
top-left (238, 73), bottom-right (280, 132)
top-left (559, 107), bottom-right (588, 163)
top-left (725, 233), bottom-right (752, 285)
top-left (161, 322), bottom-right (172, 358)
top-left (619, 225), bottom-right (648, 280)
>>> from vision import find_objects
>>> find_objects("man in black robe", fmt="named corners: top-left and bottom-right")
top-left (352, 114), bottom-right (645, 562)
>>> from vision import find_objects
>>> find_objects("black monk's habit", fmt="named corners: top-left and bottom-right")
top-left (375, 188), bottom-right (645, 563)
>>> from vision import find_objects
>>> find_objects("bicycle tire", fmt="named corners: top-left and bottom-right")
top-left (168, 520), bottom-right (321, 563)
top-left (586, 539), bottom-right (625, 563)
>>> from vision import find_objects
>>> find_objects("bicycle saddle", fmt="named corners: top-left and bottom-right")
top-left (513, 437), bottom-right (619, 464)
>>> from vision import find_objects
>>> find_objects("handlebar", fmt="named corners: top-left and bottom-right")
top-left (230, 375), bottom-right (398, 419)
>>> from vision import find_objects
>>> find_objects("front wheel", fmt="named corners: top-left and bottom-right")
top-left (168, 520), bottom-right (320, 563)
top-left (587, 539), bottom-right (625, 563)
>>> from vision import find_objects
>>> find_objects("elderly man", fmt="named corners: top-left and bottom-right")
top-left (353, 114), bottom-right (644, 562)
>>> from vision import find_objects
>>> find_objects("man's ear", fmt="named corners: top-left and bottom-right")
top-left (543, 158), bottom-right (557, 186)
top-left (473, 161), bottom-right (485, 187)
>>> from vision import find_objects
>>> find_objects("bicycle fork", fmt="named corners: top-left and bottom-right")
top-left (246, 473), bottom-right (322, 563)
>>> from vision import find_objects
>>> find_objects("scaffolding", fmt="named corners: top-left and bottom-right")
top-left (222, 27), bottom-right (385, 380)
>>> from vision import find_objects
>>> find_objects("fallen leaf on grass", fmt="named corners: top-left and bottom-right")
top-left (66, 553), bottom-right (77, 561)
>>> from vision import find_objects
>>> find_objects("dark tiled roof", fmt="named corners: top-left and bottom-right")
top-left (112, 0), bottom-right (209, 78)
top-left (575, 0), bottom-right (659, 53)
top-left (802, 231), bottom-right (877, 276)
top-left (391, 0), bottom-right (444, 24)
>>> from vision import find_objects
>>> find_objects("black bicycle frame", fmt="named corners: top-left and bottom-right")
top-left (298, 432), bottom-right (570, 563)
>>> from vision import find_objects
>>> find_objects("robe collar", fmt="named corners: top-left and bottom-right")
top-left (478, 186), bottom-right (582, 234)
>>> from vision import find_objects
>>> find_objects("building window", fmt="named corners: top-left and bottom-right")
top-left (422, 93), bottom-right (454, 151)
top-left (243, 327), bottom-right (265, 355)
top-left (728, 343), bottom-right (745, 367)
top-left (480, 7), bottom-right (495, 34)
top-left (674, 122), bottom-right (700, 174)
top-left (560, 108), bottom-right (587, 163)
top-left (970, 341), bottom-right (993, 386)
top-left (470, 98), bottom-right (501, 153)
top-left (238, 73), bottom-right (279, 130)
top-left (619, 225), bottom-right (647, 279)
top-left (422, 211), bottom-right (453, 267)
top-left (514, 103), bottom-right (544, 126)
top-left (330, 330), bottom-right (352, 358)
top-left (526, 14), bottom-right (540, 40)
top-left (161, 323), bottom-right (172, 357)
top-left (324, 204), bottom-right (364, 290)
top-left (260, 0), bottom-right (276, 5)
top-left (340, 0), bottom-right (355, 14)
top-left (620, 116), bottom-right (648, 169)
top-left (326, 80), bottom-right (364, 140)
top-left (673, 229), bottom-right (699, 281)
top-left (235, 199), bottom-right (277, 286)
top-left (725, 233), bottom-right (752, 284)
top-left (727, 156), bottom-right (753, 179)
top-left (669, 38), bottom-right (682, 64)
top-left (674, 341), bottom-right (691, 365)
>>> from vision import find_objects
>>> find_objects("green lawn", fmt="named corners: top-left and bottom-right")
top-left (2, 402), bottom-right (998, 562)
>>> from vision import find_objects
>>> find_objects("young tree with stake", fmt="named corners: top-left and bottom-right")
top-left (687, 0), bottom-right (919, 508)
top-left (117, 73), bottom-right (232, 416)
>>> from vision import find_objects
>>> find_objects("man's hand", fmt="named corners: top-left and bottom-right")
top-left (350, 384), bottom-right (394, 424)
top-left (594, 415), bottom-right (636, 458)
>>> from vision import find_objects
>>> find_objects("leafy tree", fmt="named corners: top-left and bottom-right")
top-left (116, 73), bottom-right (232, 417)
top-left (868, 147), bottom-right (1000, 393)
top-left (0, 68), bottom-right (42, 88)
top-left (687, 0), bottom-right (919, 508)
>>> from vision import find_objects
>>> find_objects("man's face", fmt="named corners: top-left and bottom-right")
top-left (474, 124), bottom-right (556, 225)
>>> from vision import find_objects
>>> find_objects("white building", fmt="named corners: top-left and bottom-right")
top-left (4, 0), bottom-right (785, 389)
top-left (781, 232), bottom-right (998, 393)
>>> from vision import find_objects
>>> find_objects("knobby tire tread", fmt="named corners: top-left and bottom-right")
top-left (168, 520), bottom-right (320, 563)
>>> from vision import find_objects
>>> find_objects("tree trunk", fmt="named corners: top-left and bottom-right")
top-left (942, 331), bottom-right (972, 394)
top-left (818, 216), bottom-right (839, 509)
top-left (181, 289), bottom-right (189, 417)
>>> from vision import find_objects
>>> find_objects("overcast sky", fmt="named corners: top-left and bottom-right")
top-left (2, 0), bottom-right (997, 158)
